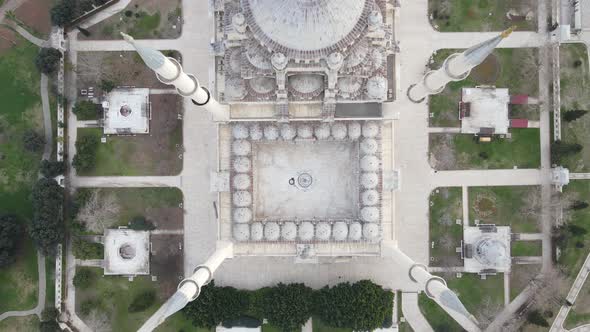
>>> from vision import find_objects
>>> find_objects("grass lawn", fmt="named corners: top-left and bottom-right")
top-left (469, 186), bottom-right (541, 233)
top-left (76, 119), bottom-right (183, 176)
top-left (428, 0), bottom-right (537, 32)
top-left (312, 317), bottom-right (353, 332)
top-left (0, 38), bottom-right (44, 315)
top-left (261, 323), bottom-right (282, 332)
top-left (0, 238), bottom-right (38, 312)
top-left (419, 273), bottom-right (504, 329)
top-left (0, 315), bottom-right (40, 332)
top-left (511, 241), bottom-right (542, 256)
top-left (557, 181), bottom-right (590, 278)
top-left (45, 256), bottom-right (55, 308)
top-left (429, 187), bottom-right (463, 267)
top-left (429, 48), bottom-right (539, 127)
top-left (418, 293), bottom-right (463, 331)
top-left (559, 44), bottom-right (590, 172)
top-left (74, 187), bottom-right (183, 233)
top-left (81, 0), bottom-right (182, 40)
top-left (75, 267), bottom-right (207, 331)
top-left (429, 129), bottom-right (540, 170)
top-left (509, 264), bottom-right (540, 301)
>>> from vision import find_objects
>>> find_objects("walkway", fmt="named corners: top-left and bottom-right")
top-left (72, 175), bottom-right (181, 188)
top-left (0, 251), bottom-right (46, 321)
top-left (40, 74), bottom-right (53, 161)
top-left (401, 292), bottom-right (433, 332)
top-left (550, 253), bottom-right (590, 331)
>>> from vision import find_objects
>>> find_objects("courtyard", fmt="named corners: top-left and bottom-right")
top-left (253, 141), bottom-right (360, 221)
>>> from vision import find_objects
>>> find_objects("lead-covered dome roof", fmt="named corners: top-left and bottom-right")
top-left (242, 0), bottom-right (371, 60)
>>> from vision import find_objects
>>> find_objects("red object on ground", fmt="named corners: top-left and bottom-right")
top-left (510, 94), bottom-right (529, 104)
top-left (510, 119), bottom-right (529, 128)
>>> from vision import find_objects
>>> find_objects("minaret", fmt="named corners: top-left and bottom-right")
top-left (382, 243), bottom-right (481, 332)
top-left (138, 242), bottom-right (233, 332)
top-left (121, 33), bottom-right (229, 121)
top-left (408, 27), bottom-right (515, 103)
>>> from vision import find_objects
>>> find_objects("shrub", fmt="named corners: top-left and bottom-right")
top-left (125, 10), bottom-right (133, 17)
top-left (128, 216), bottom-right (156, 230)
top-left (73, 134), bottom-right (99, 172)
top-left (39, 320), bottom-right (61, 332)
top-left (40, 160), bottom-right (66, 178)
top-left (73, 100), bottom-right (99, 119)
top-left (183, 281), bottom-right (250, 328)
top-left (100, 79), bottom-right (116, 93)
top-left (128, 289), bottom-right (157, 312)
top-left (23, 130), bottom-right (45, 152)
top-left (571, 201), bottom-right (589, 210)
top-left (563, 110), bottom-right (588, 122)
top-left (0, 215), bottom-right (23, 267)
top-left (551, 140), bottom-right (583, 164)
top-left (73, 268), bottom-right (95, 289)
top-left (35, 48), bottom-right (62, 74)
top-left (72, 238), bottom-right (103, 259)
top-left (261, 283), bottom-right (314, 332)
top-left (79, 298), bottom-right (101, 316)
top-left (314, 280), bottom-right (393, 331)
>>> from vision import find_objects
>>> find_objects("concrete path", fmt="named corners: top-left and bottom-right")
top-left (72, 176), bottom-right (181, 188)
top-left (65, 238), bottom-right (92, 332)
top-left (76, 120), bottom-right (100, 127)
top-left (10, 23), bottom-right (47, 47)
top-left (150, 88), bottom-right (177, 95)
top-left (571, 324), bottom-right (590, 332)
top-left (40, 74), bottom-right (53, 161)
top-left (513, 256), bottom-right (543, 264)
top-left (570, 173), bottom-right (590, 179)
top-left (76, 259), bottom-right (104, 267)
top-left (432, 169), bottom-right (543, 187)
top-left (150, 230), bottom-right (184, 235)
top-left (401, 292), bottom-right (433, 332)
top-left (0, 251), bottom-right (46, 321)
top-left (550, 253), bottom-right (590, 331)
top-left (514, 233), bottom-right (544, 241)
top-left (428, 127), bottom-right (461, 133)
top-left (462, 186), bottom-right (469, 227)
top-left (503, 273), bottom-right (510, 306)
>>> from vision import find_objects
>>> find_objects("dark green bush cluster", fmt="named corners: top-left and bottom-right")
top-left (72, 238), bottom-right (103, 259)
top-left (30, 179), bottom-right (64, 254)
top-left (183, 280), bottom-right (393, 332)
top-left (128, 289), bottom-right (157, 313)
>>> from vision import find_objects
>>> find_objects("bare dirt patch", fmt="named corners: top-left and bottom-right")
top-left (0, 27), bottom-right (20, 54)
top-left (473, 195), bottom-right (497, 218)
top-left (77, 51), bottom-right (181, 93)
top-left (146, 207), bottom-right (183, 230)
top-left (150, 234), bottom-right (183, 297)
top-left (14, 0), bottom-right (52, 38)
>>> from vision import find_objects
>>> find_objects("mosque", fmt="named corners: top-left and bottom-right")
top-left (118, 1), bottom-right (514, 331)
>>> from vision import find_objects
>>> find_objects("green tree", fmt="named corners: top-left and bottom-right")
top-left (551, 140), bottom-right (583, 164)
top-left (39, 320), bottom-right (60, 332)
top-left (526, 310), bottom-right (549, 327)
top-left (41, 307), bottom-right (59, 322)
top-left (30, 178), bottom-right (64, 254)
top-left (261, 283), bottom-right (313, 332)
top-left (571, 201), bottom-right (589, 210)
top-left (40, 160), bottom-right (66, 178)
top-left (100, 79), bottom-right (116, 92)
top-left (35, 48), bottom-right (62, 74)
top-left (50, 0), bottom-right (75, 26)
top-left (128, 289), bottom-right (157, 312)
top-left (73, 100), bottom-right (99, 119)
top-left (563, 110), bottom-right (588, 122)
top-left (72, 135), bottom-right (99, 172)
top-left (73, 268), bottom-right (95, 289)
top-left (0, 215), bottom-right (23, 267)
top-left (183, 281), bottom-right (250, 328)
top-left (23, 130), bottom-right (45, 152)
top-left (314, 280), bottom-right (393, 331)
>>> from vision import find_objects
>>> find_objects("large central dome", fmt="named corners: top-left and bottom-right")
top-left (243, 0), bottom-right (370, 59)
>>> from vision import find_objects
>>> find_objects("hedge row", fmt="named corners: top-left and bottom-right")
top-left (183, 280), bottom-right (394, 332)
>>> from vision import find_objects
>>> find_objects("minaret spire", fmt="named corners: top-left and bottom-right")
top-left (408, 27), bottom-right (515, 103)
top-left (121, 32), bottom-right (229, 121)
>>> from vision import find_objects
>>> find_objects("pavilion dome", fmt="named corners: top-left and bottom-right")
top-left (243, 0), bottom-right (371, 60)
top-left (474, 237), bottom-right (510, 267)
top-left (250, 222), bottom-right (264, 241)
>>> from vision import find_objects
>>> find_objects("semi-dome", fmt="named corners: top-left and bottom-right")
top-left (474, 237), bottom-right (510, 267)
top-left (243, 0), bottom-right (371, 60)
top-left (250, 222), bottom-right (264, 241)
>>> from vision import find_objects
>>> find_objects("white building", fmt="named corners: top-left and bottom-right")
top-left (102, 88), bottom-right (151, 135)
top-left (103, 229), bottom-right (150, 276)
top-left (463, 225), bottom-right (511, 274)
top-left (459, 87), bottom-right (510, 135)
